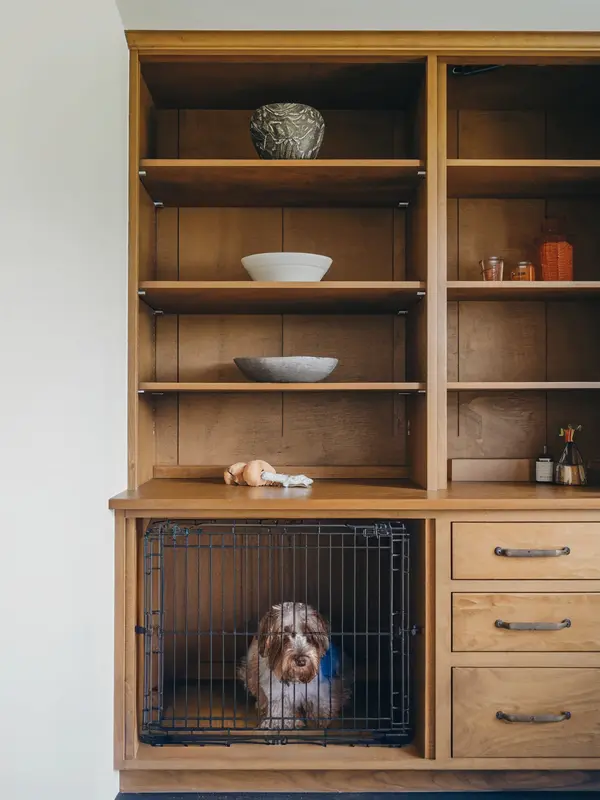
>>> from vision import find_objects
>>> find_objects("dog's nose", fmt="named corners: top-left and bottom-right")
top-left (295, 656), bottom-right (307, 667)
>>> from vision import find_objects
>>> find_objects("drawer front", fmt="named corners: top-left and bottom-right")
top-left (452, 522), bottom-right (600, 579)
top-left (453, 667), bottom-right (600, 758)
top-left (453, 593), bottom-right (600, 651)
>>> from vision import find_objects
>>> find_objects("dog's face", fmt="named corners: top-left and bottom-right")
top-left (258, 602), bottom-right (329, 684)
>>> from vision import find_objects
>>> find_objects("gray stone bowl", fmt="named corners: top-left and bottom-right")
top-left (250, 103), bottom-right (325, 159)
top-left (234, 356), bottom-right (338, 383)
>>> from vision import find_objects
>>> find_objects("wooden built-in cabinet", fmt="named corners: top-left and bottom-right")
top-left (112, 31), bottom-right (600, 794)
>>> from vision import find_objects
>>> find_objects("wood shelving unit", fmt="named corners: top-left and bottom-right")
top-left (114, 34), bottom-right (600, 792)
top-left (139, 158), bottom-right (425, 207)
top-left (139, 280), bottom-right (426, 314)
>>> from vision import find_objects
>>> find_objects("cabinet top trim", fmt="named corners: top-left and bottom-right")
top-left (126, 30), bottom-right (600, 59)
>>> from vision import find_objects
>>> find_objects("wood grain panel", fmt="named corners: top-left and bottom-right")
top-left (447, 65), bottom-right (600, 111)
top-left (155, 109), bottom-right (179, 158)
top-left (179, 109), bottom-right (256, 159)
top-left (155, 396), bottom-right (178, 466)
top-left (447, 199), bottom-right (458, 279)
top-left (320, 110), bottom-right (397, 158)
top-left (156, 208), bottom-right (178, 280)
top-left (179, 208), bottom-right (282, 280)
top-left (155, 315), bottom-right (178, 381)
top-left (138, 186), bottom-right (156, 281)
top-left (546, 198), bottom-right (600, 281)
top-left (283, 208), bottom-right (398, 281)
top-left (283, 315), bottom-right (399, 382)
top-left (172, 108), bottom-right (406, 160)
top-left (154, 315), bottom-right (178, 466)
top-left (282, 393), bottom-right (406, 466)
top-left (447, 391), bottom-right (546, 459)
top-left (457, 199), bottom-right (545, 280)
top-left (457, 302), bottom-right (546, 382)
top-left (449, 458), bottom-right (533, 482)
top-left (178, 393), bottom-right (283, 465)
top-left (178, 315), bottom-right (282, 381)
top-left (547, 110), bottom-right (600, 159)
top-left (453, 593), bottom-right (600, 652)
top-left (457, 110), bottom-right (545, 159)
top-left (405, 300), bottom-right (425, 383)
top-left (452, 522), bottom-right (600, 580)
top-left (447, 302), bottom-right (458, 381)
top-left (407, 393), bottom-right (427, 489)
top-left (453, 667), bottom-right (600, 758)
top-left (447, 109), bottom-right (458, 159)
top-left (547, 303), bottom-right (600, 381)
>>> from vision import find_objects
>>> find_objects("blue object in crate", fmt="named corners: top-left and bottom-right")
top-left (319, 641), bottom-right (341, 680)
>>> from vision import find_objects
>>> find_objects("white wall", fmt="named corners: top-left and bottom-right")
top-left (0, 1), bottom-right (127, 799)
top-left (117, 0), bottom-right (600, 31)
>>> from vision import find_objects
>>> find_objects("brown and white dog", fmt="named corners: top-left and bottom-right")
top-left (238, 602), bottom-right (349, 729)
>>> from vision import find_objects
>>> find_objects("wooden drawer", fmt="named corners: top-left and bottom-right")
top-left (452, 522), bottom-right (600, 579)
top-left (453, 593), bottom-right (600, 651)
top-left (453, 667), bottom-right (600, 758)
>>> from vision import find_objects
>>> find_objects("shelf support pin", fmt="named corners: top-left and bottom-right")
top-left (417, 170), bottom-right (426, 178)
top-left (137, 290), bottom-right (146, 297)
top-left (137, 389), bottom-right (145, 395)
top-left (416, 291), bottom-right (426, 297)
top-left (138, 169), bottom-right (147, 178)
top-left (153, 309), bottom-right (164, 316)
top-left (153, 201), bottom-right (164, 209)
top-left (397, 201), bottom-right (409, 208)
top-left (396, 310), bottom-right (408, 316)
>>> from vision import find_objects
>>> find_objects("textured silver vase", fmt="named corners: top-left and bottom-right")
top-left (250, 103), bottom-right (325, 160)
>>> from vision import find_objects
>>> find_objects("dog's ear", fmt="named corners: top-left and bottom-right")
top-left (258, 607), bottom-right (281, 659)
top-left (305, 609), bottom-right (330, 656)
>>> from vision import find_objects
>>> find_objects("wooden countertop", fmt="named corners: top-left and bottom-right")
top-left (109, 479), bottom-right (600, 513)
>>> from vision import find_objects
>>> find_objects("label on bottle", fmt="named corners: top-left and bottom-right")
top-left (536, 460), bottom-right (554, 483)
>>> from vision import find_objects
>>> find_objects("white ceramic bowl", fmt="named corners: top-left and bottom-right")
top-left (241, 252), bottom-right (332, 282)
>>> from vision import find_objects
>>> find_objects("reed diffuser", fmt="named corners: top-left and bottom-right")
top-left (555, 425), bottom-right (587, 486)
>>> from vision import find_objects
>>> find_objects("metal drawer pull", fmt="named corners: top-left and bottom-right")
top-left (494, 546), bottom-right (570, 558)
top-left (496, 711), bottom-right (571, 724)
top-left (495, 619), bottom-right (571, 631)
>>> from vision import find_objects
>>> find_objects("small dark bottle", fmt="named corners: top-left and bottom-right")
top-left (535, 444), bottom-right (554, 484)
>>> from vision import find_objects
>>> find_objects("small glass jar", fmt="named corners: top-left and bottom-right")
top-left (510, 261), bottom-right (536, 281)
top-left (479, 256), bottom-right (504, 281)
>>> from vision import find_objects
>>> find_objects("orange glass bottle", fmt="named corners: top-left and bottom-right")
top-left (538, 218), bottom-right (573, 281)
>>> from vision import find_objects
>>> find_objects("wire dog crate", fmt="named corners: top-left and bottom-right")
top-left (140, 519), bottom-right (413, 746)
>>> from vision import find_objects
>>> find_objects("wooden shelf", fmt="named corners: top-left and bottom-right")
top-left (139, 281), bottom-right (426, 314)
top-left (109, 478), bottom-right (600, 512)
top-left (139, 159), bottom-right (424, 207)
top-left (447, 281), bottom-right (600, 302)
top-left (140, 382), bottom-right (425, 393)
top-left (448, 382), bottom-right (600, 391)
top-left (447, 159), bottom-right (600, 198)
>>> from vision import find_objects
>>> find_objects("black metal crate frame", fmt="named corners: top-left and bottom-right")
top-left (140, 519), bottom-right (412, 746)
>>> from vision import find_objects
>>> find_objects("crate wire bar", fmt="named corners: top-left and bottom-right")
top-left (141, 519), bottom-right (412, 746)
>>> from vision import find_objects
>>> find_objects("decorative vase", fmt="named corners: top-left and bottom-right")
top-left (250, 103), bottom-right (325, 160)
